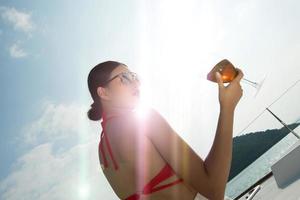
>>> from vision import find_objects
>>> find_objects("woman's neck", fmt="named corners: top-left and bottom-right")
top-left (102, 106), bottom-right (133, 118)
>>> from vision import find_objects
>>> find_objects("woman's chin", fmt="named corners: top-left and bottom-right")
top-left (129, 97), bottom-right (140, 108)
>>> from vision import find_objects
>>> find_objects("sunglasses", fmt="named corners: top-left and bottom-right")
top-left (103, 71), bottom-right (140, 86)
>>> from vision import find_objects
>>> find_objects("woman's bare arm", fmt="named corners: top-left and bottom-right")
top-left (203, 107), bottom-right (234, 199)
top-left (146, 108), bottom-right (218, 199)
top-left (146, 68), bottom-right (244, 200)
top-left (204, 68), bottom-right (244, 199)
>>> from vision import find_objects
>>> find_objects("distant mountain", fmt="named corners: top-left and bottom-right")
top-left (228, 122), bottom-right (300, 182)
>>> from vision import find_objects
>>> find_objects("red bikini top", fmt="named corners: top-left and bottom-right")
top-left (98, 110), bottom-right (184, 200)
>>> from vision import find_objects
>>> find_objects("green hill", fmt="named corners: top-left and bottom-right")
top-left (228, 122), bottom-right (300, 181)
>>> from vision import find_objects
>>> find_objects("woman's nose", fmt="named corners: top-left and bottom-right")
top-left (132, 79), bottom-right (141, 87)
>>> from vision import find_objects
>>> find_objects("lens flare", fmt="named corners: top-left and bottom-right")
top-left (133, 79), bottom-right (152, 119)
top-left (78, 183), bottom-right (90, 199)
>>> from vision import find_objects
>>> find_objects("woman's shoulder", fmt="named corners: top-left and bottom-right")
top-left (135, 106), bottom-right (163, 120)
top-left (105, 106), bottom-right (163, 135)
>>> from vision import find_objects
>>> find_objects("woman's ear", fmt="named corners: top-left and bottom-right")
top-left (97, 86), bottom-right (109, 101)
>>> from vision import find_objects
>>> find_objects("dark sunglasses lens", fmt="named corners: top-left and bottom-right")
top-left (121, 74), bottom-right (131, 84)
top-left (119, 72), bottom-right (140, 84)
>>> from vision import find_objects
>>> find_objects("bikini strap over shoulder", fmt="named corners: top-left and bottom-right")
top-left (99, 111), bottom-right (122, 170)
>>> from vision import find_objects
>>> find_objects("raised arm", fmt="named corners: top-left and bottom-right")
top-left (146, 108), bottom-right (214, 199)
top-left (146, 68), bottom-right (244, 200)
top-left (204, 68), bottom-right (243, 199)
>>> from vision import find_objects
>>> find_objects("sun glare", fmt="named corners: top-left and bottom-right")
top-left (78, 183), bottom-right (90, 199)
top-left (134, 81), bottom-right (152, 119)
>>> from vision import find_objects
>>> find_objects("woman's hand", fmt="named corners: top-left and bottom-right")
top-left (215, 68), bottom-right (244, 111)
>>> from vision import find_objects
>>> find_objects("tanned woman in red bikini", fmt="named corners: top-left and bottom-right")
top-left (87, 60), bottom-right (243, 200)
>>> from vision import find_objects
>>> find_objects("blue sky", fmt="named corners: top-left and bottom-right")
top-left (0, 0), bottom-right (300, 199)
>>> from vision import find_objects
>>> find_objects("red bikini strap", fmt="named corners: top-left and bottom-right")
top-left (150, 177), bottom-right (183, 193)
top-left (124, 193), bottom-right (140, 200)
top-left (143, 164), bottom-right (183, 194)
top-left (99, 131), bottom-right (108, 168)
top-left (100, 112), bottom-right (121, 170)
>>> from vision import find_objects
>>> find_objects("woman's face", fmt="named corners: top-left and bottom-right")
top-left (100, 65), bottom-right (141, 109)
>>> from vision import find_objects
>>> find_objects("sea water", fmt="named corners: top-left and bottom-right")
top-left (225, 129), bottom-right (300, 199)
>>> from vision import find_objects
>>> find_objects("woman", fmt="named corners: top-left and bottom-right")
top-left (87, 60), bottom-right (243, 200)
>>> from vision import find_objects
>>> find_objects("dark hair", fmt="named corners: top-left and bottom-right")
top-left (87, 60), bottom-right (126, 121)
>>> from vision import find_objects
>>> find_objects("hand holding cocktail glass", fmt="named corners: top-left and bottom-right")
top-left (213, 65), bottom-right (244, 111)
top-left (207, 59), bottom-right (267, 98)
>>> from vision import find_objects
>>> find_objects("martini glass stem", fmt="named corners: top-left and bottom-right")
top-left (242, 78), bottom-right (258, 87)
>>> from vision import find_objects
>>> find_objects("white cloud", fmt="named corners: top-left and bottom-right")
top-left (22, 102), bottom-right (85, 145)
top-left (16, 100), bottom-right (102, 152)
top-left (9, 43), bottom-right (27, 58)
top-left (0, 6), bottom-right (34, 33)
top-left (0, 140), bottom-right (111, 200)
top-left (0, 101), bottom-right (117, 200)
top-left (0, 6), bottom-right (36, 58)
